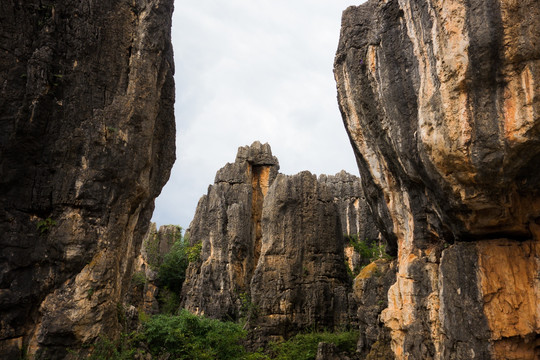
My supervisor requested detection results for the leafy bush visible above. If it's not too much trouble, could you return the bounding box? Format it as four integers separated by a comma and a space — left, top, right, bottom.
71, 312, 357, 360
346, 234, 392, 262
131, 271, 146, 288
145, 225, 183, 270
158, 239, 189, 294
37, 217, 56, 234
141, 310, 248, 359
270, 330, 359, 360
71, 334, 138, 360
186, 241, 202, 263
237, 291, 260, 326
158, 289, 181, 315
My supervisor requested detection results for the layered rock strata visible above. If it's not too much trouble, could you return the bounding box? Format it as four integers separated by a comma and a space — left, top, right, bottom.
181, 142, 380, 341
335, 0, 540, 358
0, 1, 175, 358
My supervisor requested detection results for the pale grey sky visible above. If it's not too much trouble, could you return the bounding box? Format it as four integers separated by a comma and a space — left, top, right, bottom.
152, 1, 363, 228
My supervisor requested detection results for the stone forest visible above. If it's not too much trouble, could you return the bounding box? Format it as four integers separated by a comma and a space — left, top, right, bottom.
0, 0, 538, 359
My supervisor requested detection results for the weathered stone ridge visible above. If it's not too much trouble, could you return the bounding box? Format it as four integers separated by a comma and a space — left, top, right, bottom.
251, 171, 351, 339
181, 141, 280, 320
181, 142, 381, 342
335, 0, 540, 358
319, 170, 379, 241
0, 1, 175, 358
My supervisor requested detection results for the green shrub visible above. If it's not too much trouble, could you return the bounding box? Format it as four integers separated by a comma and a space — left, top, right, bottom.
270, 330, 359, 360
158, 239, 189, 294
346, 234, 392, 262
71, 333, 138, 360
37, 217, 56, 234
158, 289, 180, 315
131, 271, 146, 288
239, 292, 259, 323
186, 241, 202, 263
141, 310, 248, 359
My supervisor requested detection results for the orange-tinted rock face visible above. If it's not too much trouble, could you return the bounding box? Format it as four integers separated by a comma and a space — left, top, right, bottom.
335, 0, 540, 358
477, 239, 540, 359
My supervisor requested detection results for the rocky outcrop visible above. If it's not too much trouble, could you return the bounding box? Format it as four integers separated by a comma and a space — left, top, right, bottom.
319, 171, 379, 241
181, 141, 280, 320
0, 1, 175, 358
335, 0, 540, 358
353, 259, 396, 359
251, 171, 351, 340
181, 142, 380, 342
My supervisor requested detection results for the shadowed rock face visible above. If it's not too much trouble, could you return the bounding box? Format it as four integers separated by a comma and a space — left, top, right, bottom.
319, 170, 380, 241
251, 171, 351, 340
181, 142, 381, 343
0, 1, 175, 358
335, 0, 539, 358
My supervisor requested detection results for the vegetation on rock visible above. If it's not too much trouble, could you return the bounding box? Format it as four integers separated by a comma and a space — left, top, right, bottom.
76, 310, 359, 359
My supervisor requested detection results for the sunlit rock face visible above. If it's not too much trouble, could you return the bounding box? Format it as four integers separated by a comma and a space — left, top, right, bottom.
181, 142, 381, 343
335, 0, 540, 358
0, 0, 175, 358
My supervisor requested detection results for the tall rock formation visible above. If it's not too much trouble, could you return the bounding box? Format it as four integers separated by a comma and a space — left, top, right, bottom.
181, 142, 380, 342
335, 0, 539, 359
181, 142, 280, 319
0, 1, 175, 358
251, 171, 351, 340
319, 170, 380, 241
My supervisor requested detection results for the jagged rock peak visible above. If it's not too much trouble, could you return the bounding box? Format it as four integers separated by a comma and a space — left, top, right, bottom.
181, 142, 383, 345
215, 141, 280, 184
182, 142, 281, 320
235, 141, 279, 166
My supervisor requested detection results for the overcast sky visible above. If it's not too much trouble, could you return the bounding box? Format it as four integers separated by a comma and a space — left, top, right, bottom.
152, 1, 363, 229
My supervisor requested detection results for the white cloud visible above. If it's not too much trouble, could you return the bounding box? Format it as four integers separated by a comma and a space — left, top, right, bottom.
153, 0, 364, 228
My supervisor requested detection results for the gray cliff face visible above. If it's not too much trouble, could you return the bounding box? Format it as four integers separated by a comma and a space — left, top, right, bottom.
181, 142, 280, 320
319, 170, 379, 241
250, 171, 351, 340
0, 1, 175, 358
181, 142, 382, 343
335, 1, 540, 359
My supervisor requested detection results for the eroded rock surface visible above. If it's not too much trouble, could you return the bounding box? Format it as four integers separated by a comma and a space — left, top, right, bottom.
181, 142, 380, 343
181, 142, 280, 320
335, 1, 540, 358
0, 1, 175, 358
320, 170, 379, 241
251, 171, 351, 340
